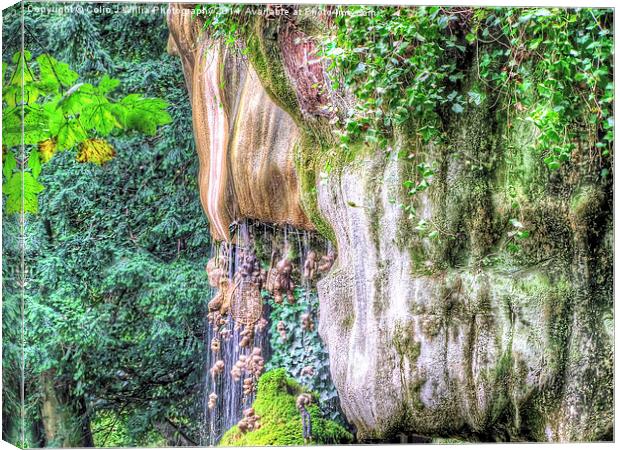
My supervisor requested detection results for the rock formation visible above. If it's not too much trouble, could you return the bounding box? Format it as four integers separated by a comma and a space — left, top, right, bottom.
167, 5, 313, 241
168, 4, 613, 442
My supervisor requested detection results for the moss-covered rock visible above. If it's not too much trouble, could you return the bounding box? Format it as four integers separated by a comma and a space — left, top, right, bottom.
219, 370, 353, 446
169, 5, 612, 443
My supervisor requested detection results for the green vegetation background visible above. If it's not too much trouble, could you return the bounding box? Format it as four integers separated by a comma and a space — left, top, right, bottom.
2, 2, 211, 446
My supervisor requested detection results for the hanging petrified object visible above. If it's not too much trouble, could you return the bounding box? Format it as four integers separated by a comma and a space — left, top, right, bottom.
238, 249, 263, 288
296, 393, 312, 410
210, 360, 225, 378
208, 277, 231, 313
239, 325, 254, 348
246, 347, 265, 377
266, 253, 295, 304
211, 337, 221, 353
231, 355, 247, 382
207, 310, 227, 328
206, 257, 226, 287
208, 295, 222, 312
303, 250, 318, 280
255, 317, 268, 332
297, 393, 313, 442
230, 278, 263, 326
318, 249, 336, 273
243, 377, 254, 396
238, 407, 261, 433
219, 278, 232, 315
277, 256, 295, 303
301, 312, 315, 332
208, 392, 218, 410
265, 269, 281, 303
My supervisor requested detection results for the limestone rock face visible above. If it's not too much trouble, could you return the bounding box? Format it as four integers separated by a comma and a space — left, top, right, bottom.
316, 150, 613, 442
167, 5, 313, 241
169, 7, 613, 442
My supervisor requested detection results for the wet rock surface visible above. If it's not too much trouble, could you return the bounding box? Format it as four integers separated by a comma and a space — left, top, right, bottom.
167, 4, 313, 241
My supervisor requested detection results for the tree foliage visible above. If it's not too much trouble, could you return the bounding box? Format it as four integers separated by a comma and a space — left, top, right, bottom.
3, 3, 209, 446
2, 48, 171, 214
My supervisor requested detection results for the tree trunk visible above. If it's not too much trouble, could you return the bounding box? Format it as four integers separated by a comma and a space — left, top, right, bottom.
40, 370, 94, 447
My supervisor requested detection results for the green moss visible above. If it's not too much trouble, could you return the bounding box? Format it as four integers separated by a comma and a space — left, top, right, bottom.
219, 369, 353, 446
243, 20, 338, 242
488, 351, 514, 423
340, 313, 354, 331
245, 20, 301, 124
293, 136, 336, 242
391, 321, 424, 410
391, 321, 421, 365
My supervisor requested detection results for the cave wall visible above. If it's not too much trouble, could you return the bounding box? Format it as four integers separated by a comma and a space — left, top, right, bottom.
167, 5, 613, 442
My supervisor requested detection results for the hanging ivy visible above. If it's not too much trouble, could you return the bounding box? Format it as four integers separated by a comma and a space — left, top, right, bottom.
264, 287, 344, 423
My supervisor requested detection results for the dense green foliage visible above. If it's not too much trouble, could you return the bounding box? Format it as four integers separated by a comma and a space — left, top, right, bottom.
3, 3, 209, 446
321, 6, 613, 246
219, 369, 353, 446
195, 5, 613, 174
264, 288, 341, 421
2, 50, 170, 213
325, 7, 613, 168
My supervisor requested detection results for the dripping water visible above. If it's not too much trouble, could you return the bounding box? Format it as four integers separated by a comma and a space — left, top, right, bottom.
200, 220, 346, 444
201, 220, 271, 445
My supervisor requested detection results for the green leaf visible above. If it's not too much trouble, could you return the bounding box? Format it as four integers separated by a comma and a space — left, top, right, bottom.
50, 116, 88, 150
2, 152, 17, 179
28, 149, 42, 179
12, 51, 34, 86
545, 159, 561, 170
516, 230, 530, 239
451, 103, 464, 114
23, 105, 51, 145
58, 83, 96, 115
2, 171, 44, 213
36, 54, 62, 92
12, 50, 31, 63
36, 55, 79, 88
506, 243, 521, 254
2, 84, 21, 107
113, 94, 171, 135
98, 75, 121, 94
2, 108, 22, 147
81, 96, 121, 135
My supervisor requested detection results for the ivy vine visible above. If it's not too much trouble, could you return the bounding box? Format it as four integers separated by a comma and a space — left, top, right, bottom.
264, 287, 343, 423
